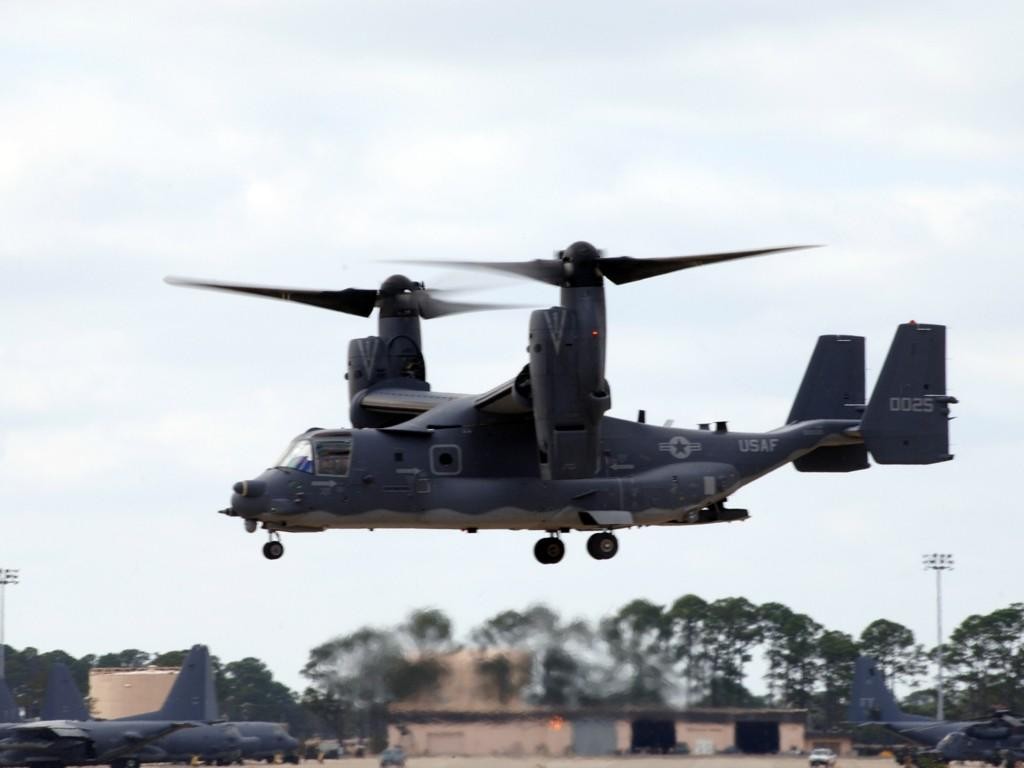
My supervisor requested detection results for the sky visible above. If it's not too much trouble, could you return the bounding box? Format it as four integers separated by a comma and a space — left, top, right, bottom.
1, 1, 1022, 698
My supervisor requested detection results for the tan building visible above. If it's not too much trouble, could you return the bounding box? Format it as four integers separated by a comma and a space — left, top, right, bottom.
388, 707, 808, 757
88, 667, 178, 719
383, 649, 814, 758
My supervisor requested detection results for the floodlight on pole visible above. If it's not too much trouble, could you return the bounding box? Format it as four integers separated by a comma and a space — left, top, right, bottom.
922, 553, 953, 720
0, 568, 19, 680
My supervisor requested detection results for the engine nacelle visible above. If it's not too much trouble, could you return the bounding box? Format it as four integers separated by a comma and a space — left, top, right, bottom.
528, 307, 610, 479
347, 335, 428, 427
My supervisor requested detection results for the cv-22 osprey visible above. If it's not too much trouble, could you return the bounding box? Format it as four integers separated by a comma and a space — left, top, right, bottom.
168, 241, 956, 564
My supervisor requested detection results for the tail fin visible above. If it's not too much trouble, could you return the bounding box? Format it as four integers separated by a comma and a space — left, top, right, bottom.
0, 676, 21, 723
41, 663, 90, 721
156, 644, 218, 721
789, 334, 869, 472
125, 645, 218, 722
861, 323, 956, 464
847, 655, 925, 723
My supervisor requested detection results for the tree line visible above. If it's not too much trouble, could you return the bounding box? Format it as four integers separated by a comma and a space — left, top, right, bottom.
4, 597, 1021, 741
300, 598, 1024, 737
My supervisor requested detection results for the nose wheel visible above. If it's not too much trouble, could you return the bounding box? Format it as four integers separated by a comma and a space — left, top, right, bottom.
587, 531, 619, 560
533, 535, 565, 565
262, 534, 284, 560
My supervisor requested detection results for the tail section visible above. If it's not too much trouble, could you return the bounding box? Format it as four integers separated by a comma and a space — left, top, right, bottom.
789, 334, 869, 472
41, 663, 90, 721
156, 644, 218, 721
861, 323, 956, 464
0, 676, 21, 723
127, 644, 218, 722
847, 655, 929, 723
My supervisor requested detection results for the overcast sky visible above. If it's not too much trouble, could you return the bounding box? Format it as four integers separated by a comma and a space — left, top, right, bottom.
1, 1, 1022, 697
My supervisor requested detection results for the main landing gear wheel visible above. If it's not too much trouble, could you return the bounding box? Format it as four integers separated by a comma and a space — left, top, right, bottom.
262, 539, 284, 560
534, 536, 565, 565
587, 531, 619, 560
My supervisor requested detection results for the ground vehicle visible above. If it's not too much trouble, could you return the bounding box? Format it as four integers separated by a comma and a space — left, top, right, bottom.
809, 747, 838, 766
379, 746, 406, 767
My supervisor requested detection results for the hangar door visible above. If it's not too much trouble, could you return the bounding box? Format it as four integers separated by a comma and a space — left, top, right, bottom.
735, 720, 779, 753
572, 719, 617, 756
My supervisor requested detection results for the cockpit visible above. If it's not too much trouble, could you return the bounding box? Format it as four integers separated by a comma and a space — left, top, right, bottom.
275, 431, 353, 476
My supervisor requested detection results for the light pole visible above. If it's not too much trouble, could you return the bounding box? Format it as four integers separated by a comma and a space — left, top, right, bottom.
0, 569, 19, 679
922, 553, 953, 720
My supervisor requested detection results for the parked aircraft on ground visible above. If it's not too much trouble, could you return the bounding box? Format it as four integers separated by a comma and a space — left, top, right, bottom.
848, 655, 1024, 766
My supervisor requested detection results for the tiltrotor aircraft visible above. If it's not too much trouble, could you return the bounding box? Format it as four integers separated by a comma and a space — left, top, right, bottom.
168, 241, 956, 564
849, 656, 1024, 766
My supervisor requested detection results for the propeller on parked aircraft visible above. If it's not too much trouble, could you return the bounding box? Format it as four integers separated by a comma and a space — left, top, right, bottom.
164, 274, 523, 319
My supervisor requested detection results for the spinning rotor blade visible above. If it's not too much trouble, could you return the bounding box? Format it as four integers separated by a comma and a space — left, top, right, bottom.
415, 294, 527, 319
400, 244, 818, 287
597, 244, 820, 284
165, 276, 379, 317
391, 259, 566, 286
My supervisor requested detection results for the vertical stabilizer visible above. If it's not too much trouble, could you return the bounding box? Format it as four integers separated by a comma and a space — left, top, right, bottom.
0, 677, 21, 723
847, 655, 929, 723
861, 323, 956, 464
789, 334, 869, 472
41, 663, 90, 721
155, 644, 219, 721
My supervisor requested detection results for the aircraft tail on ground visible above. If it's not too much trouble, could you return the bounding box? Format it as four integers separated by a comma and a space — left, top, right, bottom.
41, 663, 90, 721
861, 323, 956, 464
847, 655, 931, 723
129, 644, 218, 722
788, 334, 869, 472
0, 677, 21, 723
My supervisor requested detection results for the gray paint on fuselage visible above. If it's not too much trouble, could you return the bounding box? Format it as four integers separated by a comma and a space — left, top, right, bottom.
230, 405, 859, 532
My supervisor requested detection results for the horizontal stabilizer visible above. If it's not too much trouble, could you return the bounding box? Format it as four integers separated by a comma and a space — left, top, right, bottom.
861, 323, 956, 464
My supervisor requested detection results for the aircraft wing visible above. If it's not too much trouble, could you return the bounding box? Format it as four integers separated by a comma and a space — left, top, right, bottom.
97, 723, 197, 760
358, 388, 467, 417
359, 366, 532, 422
1, 722, 91, 750
473, 376, 531, 415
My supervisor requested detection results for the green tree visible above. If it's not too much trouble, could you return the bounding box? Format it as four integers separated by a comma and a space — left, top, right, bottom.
758, 602, 822, 708
94, 649, 152, 668
815, 630, 859, 728
220, 657, 303, 732
701, 597, 762, 706
667, 594, 708, 705
601, 599, 672, 705
944, 603, 1024, 715
400, 609, 454, 654
859, 619, 926, 691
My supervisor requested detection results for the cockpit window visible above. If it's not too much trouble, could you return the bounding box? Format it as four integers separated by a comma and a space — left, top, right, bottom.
276, 439, 314, 473
316, 439, 352, 476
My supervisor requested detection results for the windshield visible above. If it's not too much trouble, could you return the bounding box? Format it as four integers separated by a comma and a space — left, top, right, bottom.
276, 439, 314, 472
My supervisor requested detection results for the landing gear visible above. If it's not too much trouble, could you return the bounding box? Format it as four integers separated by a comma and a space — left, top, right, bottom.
533, 536, 565, 565
262, 534, 284, 560
587, 531, 619, 560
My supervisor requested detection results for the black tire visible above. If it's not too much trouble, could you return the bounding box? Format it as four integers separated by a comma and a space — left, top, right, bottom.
587, 532, 618, 560
533, 537, 565, 564
263, 540, 284, 560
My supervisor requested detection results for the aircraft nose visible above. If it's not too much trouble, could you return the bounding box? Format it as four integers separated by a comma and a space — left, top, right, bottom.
226, 479, 269, 520
233, 479, 266, 497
